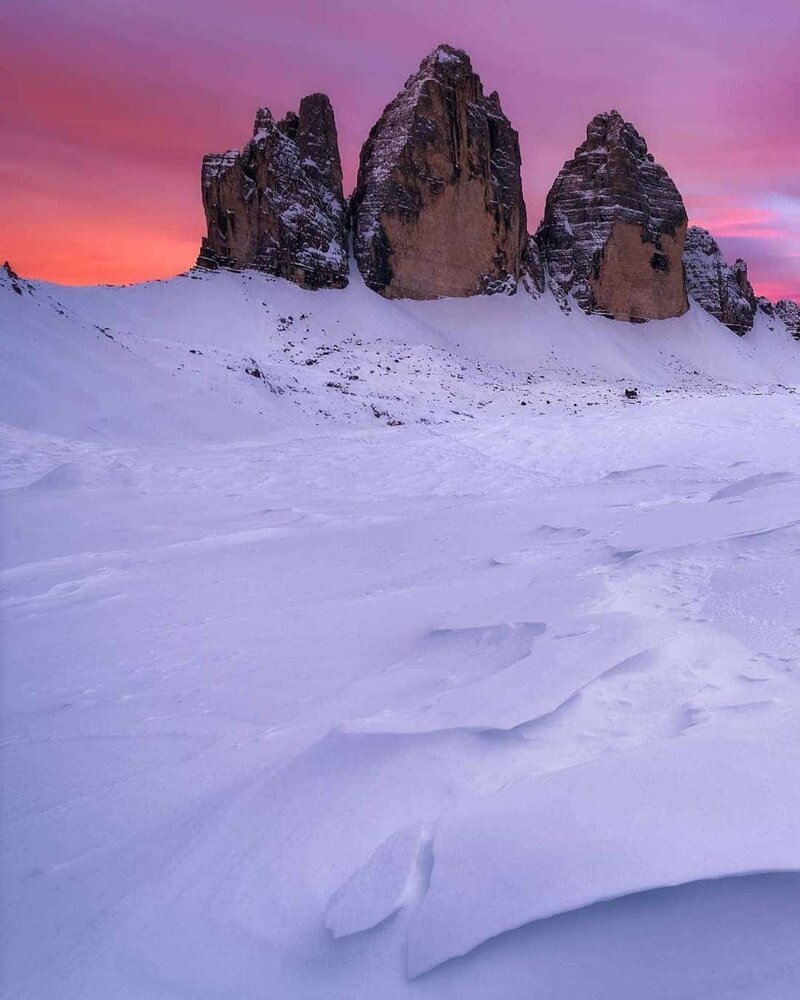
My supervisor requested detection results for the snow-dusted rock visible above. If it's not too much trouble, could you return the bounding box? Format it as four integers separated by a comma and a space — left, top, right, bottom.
197, 95, 348, 289
520, 236, 546, 296
536, 110, 688, 322
351, 45, 527, 299
775, 298, 800, 339
683, 226, 757, 335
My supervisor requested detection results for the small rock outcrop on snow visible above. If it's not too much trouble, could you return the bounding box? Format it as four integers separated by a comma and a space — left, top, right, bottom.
197, 95, 348, 289
683, 227, 757, 335
536, 110, 689, 322
3, 260, 28, 296
350, 45, 527, 300
775, 299, 800, 339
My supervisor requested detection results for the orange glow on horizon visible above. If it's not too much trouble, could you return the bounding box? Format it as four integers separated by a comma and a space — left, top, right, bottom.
4, 235, 199, 288
1, 0, 797, 303
4, 222, 797, 300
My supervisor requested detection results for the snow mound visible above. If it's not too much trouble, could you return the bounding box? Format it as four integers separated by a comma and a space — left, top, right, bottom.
1, 265, 797, 447
325, 825, 428, 937
407, 726, 800, 976
709, 470, 796, 501
1, 265, 799, 998
343, 615, 652, 735
30, 459, 136, 491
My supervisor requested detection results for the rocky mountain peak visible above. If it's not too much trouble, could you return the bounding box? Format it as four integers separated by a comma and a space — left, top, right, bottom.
252, 107, 273, 136
420, 43, 472, 71
197, 93, 347, 289
683, 226, 757, 335
775, 299, 800, 339
189, 54, 795, 329
583, 110, 652, 162
536, 109, 688, 321
294, 94, 345, 198
350, 43, 527, 299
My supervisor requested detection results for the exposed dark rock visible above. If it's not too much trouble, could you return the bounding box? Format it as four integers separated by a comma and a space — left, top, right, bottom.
775, 299, 800, 339
757, 296, 775, 317
536, 110, 688, 321
197, 94, 348, 289
521, 236, 546, 296
351, 44, 527, 299
683, 226, 757, 335
2, 261, 25, 295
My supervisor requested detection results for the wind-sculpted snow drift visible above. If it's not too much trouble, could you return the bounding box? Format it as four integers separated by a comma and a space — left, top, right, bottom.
406, 729, 800, 975
1, 257, 800, 998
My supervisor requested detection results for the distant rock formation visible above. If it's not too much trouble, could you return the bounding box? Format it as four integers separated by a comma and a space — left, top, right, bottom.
682, 227, 757, 335
2, 261, 25, 296
536, 110, 688, 322
351, 45, 527, 299
197, 94, 348, 289
189, 51, 796, 333
775, 299, 800, 339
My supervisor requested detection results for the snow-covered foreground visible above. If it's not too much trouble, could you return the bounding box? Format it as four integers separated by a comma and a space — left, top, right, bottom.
2, 267, 800, 998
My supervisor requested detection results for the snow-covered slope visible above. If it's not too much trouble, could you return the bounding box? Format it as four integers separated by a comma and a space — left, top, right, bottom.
1, 264, 797, 446
1, 267, 799, 998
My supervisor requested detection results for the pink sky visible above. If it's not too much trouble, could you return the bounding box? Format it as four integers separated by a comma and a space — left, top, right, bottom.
1, 0, 798, 301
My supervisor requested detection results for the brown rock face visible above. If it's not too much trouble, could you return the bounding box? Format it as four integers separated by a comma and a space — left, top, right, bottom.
536, 110, 688, 321
351, 45, 527, 299
197, 94, 348, 289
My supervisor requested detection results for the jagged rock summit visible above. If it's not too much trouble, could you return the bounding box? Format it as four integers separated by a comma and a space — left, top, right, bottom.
190, 56, 797, 336
351, 44, 527, 299
536, 110, 688, 322
197, 94, 348, 289
775, 299, 800, 339
683, 226, 757, 335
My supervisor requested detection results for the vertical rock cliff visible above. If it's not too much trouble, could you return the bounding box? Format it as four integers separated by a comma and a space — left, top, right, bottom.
197, 94, 348, 289
536, 110, 688, 321
775, 299, 800, 339
683, 226, 757, 335
351, 45, 527, 299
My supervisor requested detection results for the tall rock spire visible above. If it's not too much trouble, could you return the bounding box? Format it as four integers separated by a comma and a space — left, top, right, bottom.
197, 94, 348, 289
351, 44, 527, 299
536, 110, 688, 321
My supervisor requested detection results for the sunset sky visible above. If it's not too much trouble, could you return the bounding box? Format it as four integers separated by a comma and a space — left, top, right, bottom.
2, 0, 798, 301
